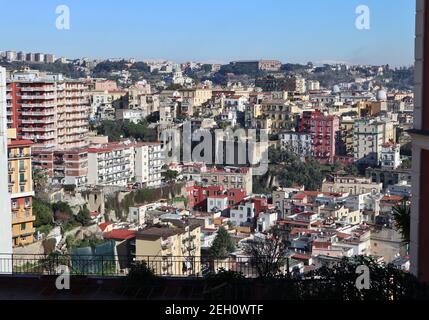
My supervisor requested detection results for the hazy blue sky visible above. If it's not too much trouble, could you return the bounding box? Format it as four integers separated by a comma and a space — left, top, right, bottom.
0, 0, 415, 66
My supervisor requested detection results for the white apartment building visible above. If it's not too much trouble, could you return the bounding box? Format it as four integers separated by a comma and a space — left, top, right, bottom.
134, 142, 164, 188
115, 109, 145, 124
353, 118, 396, 166
279, 132, 312, 159
307, 80, 320, 91
89, 90, 116, 121
207, 195, 228, 213
380, 142, 402, 169
257, 211, 278, 233
159, 101, 178, 126
87, 142, 135, 186
230, 201, 256, 227
128, 202, 162, 225
0, 67, 13, 264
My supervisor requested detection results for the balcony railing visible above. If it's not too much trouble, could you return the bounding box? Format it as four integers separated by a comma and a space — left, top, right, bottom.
0, 254, 279, 278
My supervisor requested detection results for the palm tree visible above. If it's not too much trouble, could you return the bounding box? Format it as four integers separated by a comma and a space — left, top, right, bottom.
392, 200, 411, 244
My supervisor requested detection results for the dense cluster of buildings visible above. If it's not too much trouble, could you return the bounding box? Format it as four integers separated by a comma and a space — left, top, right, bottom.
0, 54, 418, 280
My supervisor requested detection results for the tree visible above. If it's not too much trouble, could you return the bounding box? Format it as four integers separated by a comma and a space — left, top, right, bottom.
52, 201, 74, 224
33, 169, 49, 194
392, 200, 411, 243
33, 198, 54, 228
344, 163, 359, 176
76, 205, 92, 226
162, 169, 179, 182
400, 158, 412, 169
210, 228, 235, 259
243, 227, 289, 278
268, 147, 325, 190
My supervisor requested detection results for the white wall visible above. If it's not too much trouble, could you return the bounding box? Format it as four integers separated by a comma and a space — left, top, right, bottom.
0, 67, 12, 273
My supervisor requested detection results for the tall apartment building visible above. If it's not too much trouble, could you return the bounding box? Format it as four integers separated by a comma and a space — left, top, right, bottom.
87, 141, 165, 188
353, 118, 396, 166
87, 142, 135, 187
6, 70, 90, 150
44, 54, 55, 64
135, 225, 201, 276
300, 110, 339, 164
0, 66, 13, 259
34, 53, 44, 63
134, 142, 164, 188
32, 148, 88, 187
5, 51, 17, 62
7, 129, 35, 246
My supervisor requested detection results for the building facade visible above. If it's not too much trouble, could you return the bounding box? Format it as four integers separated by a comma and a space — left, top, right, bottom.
279, 132, 312, 159
32, 148, 88, 188
353, 118, 396, 167
87, 142, 135, 186
0, 66, 13, 258
7, 131, 35, 246
135, 225, 201, 276
300, 110, 339, 164
134, 142, 164, 188
380, 142, 401, 170
6, 71, 90, 150
410, 0, 429, 282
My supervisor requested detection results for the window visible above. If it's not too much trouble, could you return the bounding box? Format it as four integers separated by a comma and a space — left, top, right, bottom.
21, 223, 26, 231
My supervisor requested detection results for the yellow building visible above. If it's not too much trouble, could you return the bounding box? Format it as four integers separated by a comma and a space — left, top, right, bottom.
339, 118, 355, 156
7, 129, 35, 247
180, 88, 213, 115
260, 99, 293, 133
135, 225, 201, 276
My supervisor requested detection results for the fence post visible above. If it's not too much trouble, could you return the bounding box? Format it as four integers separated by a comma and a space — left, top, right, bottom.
101, 255, 104, 277
286, 257, 290, 277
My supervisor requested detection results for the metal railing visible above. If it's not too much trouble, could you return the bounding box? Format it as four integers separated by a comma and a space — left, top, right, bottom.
0, 254, 288, 278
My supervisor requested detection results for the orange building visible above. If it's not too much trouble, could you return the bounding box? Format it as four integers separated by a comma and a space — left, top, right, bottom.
7, 129, 35, 246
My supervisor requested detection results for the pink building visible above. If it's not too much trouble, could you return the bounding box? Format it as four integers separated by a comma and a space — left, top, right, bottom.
6, 72, 89, 150
300, 110, 339, 164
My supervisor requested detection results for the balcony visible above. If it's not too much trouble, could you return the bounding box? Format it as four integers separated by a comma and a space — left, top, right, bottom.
22, 127, 56, 133
21, 118, 55, 124
12, 211, 36, 224
21, 94, 56, 100
20, 86, 55, 92
21, 110, 55, 116
21, 102, 56, 108
8, 151, 31, 159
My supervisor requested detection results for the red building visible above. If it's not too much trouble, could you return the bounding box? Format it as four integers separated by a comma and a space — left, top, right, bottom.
299, 110, 339, 164
186, 182, 247, 211
6, 70, 89, 150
